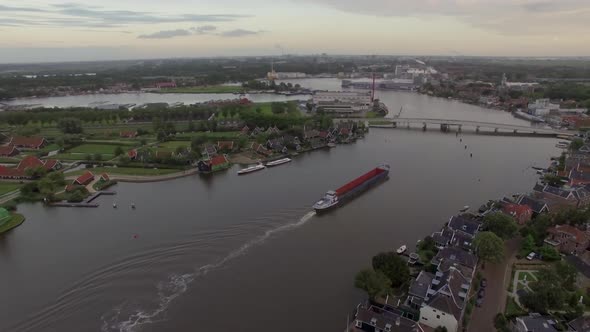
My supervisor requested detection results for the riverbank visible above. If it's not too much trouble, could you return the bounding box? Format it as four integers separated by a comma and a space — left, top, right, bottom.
0, 213, 25, 234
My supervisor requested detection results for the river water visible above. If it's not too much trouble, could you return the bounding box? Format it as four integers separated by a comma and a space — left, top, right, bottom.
0, 79, 557, 332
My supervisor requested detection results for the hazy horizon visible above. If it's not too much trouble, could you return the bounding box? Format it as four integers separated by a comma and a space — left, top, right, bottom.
2, 0, 590, 63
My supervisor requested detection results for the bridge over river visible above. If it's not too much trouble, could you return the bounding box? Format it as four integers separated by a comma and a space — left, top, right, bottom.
361, 117, 574, 137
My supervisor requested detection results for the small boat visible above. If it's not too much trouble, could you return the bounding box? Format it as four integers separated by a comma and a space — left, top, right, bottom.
131, 203, 136, 209
237, 163, 265, 175
327, 142, 336, 148
408, 253, 419, 265
265, 158, 291, 167
113, 202, 117, 208
397, 245, 407, 255
460, 205, 469, 212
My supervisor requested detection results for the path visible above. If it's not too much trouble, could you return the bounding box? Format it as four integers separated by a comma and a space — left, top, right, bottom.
467, 238, 520, 332
510, 270, 538, 306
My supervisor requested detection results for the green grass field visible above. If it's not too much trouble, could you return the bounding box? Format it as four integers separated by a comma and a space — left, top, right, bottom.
517, 271, 537, 281
68, 167, 182, 177
52, 153, 115, 161
175, 131, 240, 140
505, 297, 526, 317
0, 213, 25, 234
156, 141, 190, 151
160, 85, 246, 94
0, 157, 20, 163
39, 143, 61, 153
0, 182, 23, 196
67, 144, 123, 155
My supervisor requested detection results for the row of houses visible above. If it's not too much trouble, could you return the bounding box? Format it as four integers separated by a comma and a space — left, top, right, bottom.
350, 214, 483, 332
0, 136, 48, 158
0, 155, 61, 179
512, 313, 590, 332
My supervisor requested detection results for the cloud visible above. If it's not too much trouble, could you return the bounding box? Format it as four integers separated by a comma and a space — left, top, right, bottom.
220, 29, 264, 37
138, 29, 192, 39
295, 0, 590, 35
191, 25, 217, 34
0, 3, 248, 29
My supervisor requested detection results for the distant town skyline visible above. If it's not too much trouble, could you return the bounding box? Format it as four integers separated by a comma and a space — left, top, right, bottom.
2, 0, 590, 63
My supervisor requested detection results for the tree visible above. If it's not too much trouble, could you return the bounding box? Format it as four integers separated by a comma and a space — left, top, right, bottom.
93, 153, 102, 162
372, 252, 410, 288
354, 268, 392, 300
114, 146, 124, 156
544, 174, 564, 187
187, 119, 195, 132
57, 117, 83, 134
140, 138, 147, 146
521, 234, 536, 253
24, 166, 47, 178
473, 232, 504, 265
191, 136, 206, 152
538, 245, 560, 261
570, 138, 584, 151
483, 212, 517, 240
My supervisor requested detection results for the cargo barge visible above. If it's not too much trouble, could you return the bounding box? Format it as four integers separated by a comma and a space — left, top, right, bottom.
313, 164, 389, 212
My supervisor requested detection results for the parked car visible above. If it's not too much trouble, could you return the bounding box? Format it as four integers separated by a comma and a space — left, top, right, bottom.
480, 278, 487, 288
526, 252, 536, 260
476, 297, 484, 307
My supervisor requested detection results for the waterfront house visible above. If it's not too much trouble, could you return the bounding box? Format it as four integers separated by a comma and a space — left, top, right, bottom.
266, 138, 287, 153
7, 136, 47, 150
544, 224, 590, 256
202, 144, 218, 158
0, 145, 20, 157
517, 196, 549, 216
74, 171, 95, 186
197, 154, 231, 173
407, 271, 434, 310
303, 129, 320, 141
512, 314, 558, 332
431, 246, 477, 271
119, 130, 138, 138
450, 231, 475, 252
432, 227, 454, 249
250, 127, 265, 137
250, 143, 272, 156
318, 130, 332, 142
266, 125, 280, 135
501, 203, 533, 224
533, 183, 579, 210
447, 215, 481, 238
283, 135, 302, 151
99, 173, 110, 182
573, 186, 590, 207
350, 302, 424, 332
309, 137, 326, 150
419, 266, 472, 332
580, 145, 590, 153
217, 141, 235, 152
568, 316, 590, 332
569, 169, 590, 186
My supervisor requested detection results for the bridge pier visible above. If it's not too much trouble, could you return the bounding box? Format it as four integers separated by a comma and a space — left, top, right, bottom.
494, 128, 499, 133
392, 121, 397, 128
407, 122, 410, 129
422, 122, 427, 131
440, 124, 449, 132
514, 129, 517, 134
458, 125, 462, 133
476, 126, 480, 133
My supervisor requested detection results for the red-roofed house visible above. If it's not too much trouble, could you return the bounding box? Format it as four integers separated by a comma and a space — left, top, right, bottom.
502, 203, 533, 224
217, 141, 235, 151
120, 131, 138, 138
128, 149, 138, 160
197, 154, 231, 173
155, 82, 177, 89
545, 224, 590, 255
99, 173, 110, 182
17, 155, 45, 170
7, 136, 47, 149
0, 165, 27, 179
74, 171, 95, 186
0, 145, 19, 157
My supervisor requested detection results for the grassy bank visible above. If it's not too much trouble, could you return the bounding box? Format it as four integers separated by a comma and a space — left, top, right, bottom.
0, 183, 23, 196
0, 213, 25, 234
159, 86, 246, 94
68, 167, 182, 177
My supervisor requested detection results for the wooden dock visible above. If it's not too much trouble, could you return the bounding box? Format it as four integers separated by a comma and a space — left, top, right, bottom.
50, 190, 116, 208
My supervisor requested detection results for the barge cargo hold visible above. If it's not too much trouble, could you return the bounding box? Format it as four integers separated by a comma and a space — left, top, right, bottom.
313, 164, 389, 213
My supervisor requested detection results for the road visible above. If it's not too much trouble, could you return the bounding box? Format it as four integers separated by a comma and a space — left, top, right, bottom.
467, 238, 521, 332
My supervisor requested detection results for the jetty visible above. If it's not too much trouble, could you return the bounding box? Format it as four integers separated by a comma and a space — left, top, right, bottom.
50, 191, 116, 208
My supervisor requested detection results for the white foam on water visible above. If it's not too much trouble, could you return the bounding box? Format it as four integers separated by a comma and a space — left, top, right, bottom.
101, 210, 316, 332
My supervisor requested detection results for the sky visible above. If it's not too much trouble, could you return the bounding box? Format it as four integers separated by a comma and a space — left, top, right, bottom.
1, 0, 590, 63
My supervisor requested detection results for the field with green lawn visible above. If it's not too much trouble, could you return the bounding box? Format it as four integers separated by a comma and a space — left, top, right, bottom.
0, 213, 25, 234
52, 153, 115, 161
0, 157, 20, 163
67, 144, 123, 155
156, 141, 190, 151
175, 131, 240, 140
68, 167, 182, 177
0, 182, 23, 196
160, 85, 246, 94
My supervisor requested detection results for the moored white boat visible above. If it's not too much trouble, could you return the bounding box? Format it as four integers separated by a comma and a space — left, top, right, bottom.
265, 158, 292, 167
460, 205, 469, 212
396, 245, 407, 254
237, 163, 266, 175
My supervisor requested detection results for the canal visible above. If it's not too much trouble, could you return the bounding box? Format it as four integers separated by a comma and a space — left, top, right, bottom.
0, 80, 558, 332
